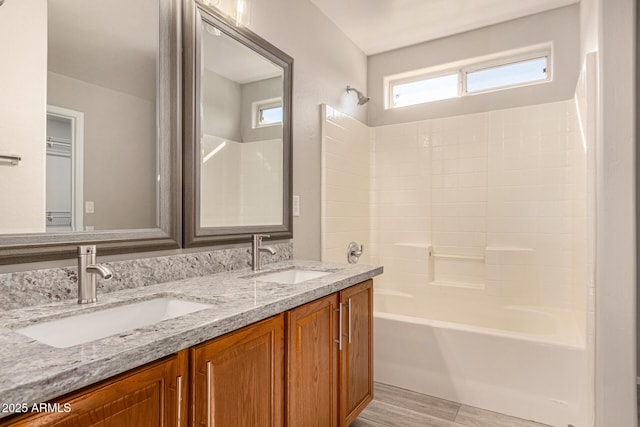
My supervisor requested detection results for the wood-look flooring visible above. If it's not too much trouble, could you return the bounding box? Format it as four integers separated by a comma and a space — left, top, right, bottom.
351, 383, 551, 427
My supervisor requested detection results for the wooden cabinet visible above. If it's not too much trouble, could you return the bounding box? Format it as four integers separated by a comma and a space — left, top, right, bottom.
190, 314, 284, 427
286, 293, 340, 427
0, 351, 188, 427
339, 280, 373, 427
286, 280, 373, 427
1, 281, 372, 427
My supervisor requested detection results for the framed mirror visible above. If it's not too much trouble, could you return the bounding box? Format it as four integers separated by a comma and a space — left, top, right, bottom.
183, 1, 293, 247
0, 0, 181, 264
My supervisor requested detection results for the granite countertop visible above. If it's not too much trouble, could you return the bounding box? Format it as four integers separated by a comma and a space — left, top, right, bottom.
0, 260, 382, 418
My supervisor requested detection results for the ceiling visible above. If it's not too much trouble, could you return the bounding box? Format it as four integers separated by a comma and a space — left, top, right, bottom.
202, 23, 282, 84
309, 0, 580, 55
48, 0, 158, 101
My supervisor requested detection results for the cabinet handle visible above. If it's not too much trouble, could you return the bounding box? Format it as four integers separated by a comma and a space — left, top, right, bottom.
176, 375, 183, 426
347, 298, 352, 344
206, 361, 212, 427
334, 303, 343, 351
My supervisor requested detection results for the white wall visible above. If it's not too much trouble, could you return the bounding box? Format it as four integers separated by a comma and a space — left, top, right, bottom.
48, 72, 157, 230
0, 0, 47, 234
574, 50, 598, 427
594, 0, 637, 425
367, 5, 580, 126
580, 0, 599, 57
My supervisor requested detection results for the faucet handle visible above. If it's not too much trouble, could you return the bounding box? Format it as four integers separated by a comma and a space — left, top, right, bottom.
347, 242, 364, 264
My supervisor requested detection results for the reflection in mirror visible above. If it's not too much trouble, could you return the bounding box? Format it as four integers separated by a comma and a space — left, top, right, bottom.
1, 0, 158, 234
0, 0, 180, 263
199, 21, 283, 228
183, 3, 292, 247
46, 0, 158, 232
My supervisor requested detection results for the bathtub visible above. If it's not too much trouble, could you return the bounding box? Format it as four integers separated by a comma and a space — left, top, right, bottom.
374, 290, 588, 426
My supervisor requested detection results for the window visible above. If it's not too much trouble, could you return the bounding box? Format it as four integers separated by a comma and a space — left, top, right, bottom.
385, 43, 552, 109
253, 98, 283, 128
392, 73, 458, 108
259, 105, 283, 125
465, 57, 548, 94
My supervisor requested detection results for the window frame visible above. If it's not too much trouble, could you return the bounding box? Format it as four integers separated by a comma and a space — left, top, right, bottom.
385, 42, 553, 109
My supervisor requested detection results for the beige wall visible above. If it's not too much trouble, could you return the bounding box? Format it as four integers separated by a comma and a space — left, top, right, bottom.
246, 0, 368, 260
367, 5, 580, 126
48, 72, 157, 230
0, 0, 47, 234
240, 77, 283, 142
201, 70, 242, 141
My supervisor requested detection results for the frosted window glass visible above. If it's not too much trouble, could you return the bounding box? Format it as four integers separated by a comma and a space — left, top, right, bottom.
466, 57, 548, 93
392, 73, 458, 107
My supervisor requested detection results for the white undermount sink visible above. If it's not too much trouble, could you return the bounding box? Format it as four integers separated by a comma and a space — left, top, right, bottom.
15, 297, 213, 349
256, 269, 331, 284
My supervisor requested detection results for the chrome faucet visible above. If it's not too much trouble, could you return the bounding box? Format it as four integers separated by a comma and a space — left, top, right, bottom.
77, 245, 113, 304
252, 234, 276, 271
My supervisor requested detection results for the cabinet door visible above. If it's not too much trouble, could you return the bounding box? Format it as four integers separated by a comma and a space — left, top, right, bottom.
286, 293, 339, 427
339, 280, 373, 427
1, 351, 189, 427
191, 314, 284, 427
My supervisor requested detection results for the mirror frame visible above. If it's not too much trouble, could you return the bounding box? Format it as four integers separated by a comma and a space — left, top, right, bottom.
0, 0, 182, 265
183, 1, 293, 248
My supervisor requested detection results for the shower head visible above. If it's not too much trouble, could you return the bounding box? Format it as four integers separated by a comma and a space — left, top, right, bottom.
346, 85, 370, 106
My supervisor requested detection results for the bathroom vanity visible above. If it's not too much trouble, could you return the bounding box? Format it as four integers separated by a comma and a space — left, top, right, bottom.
0, 261, 380, 426
0, 1, 377, 425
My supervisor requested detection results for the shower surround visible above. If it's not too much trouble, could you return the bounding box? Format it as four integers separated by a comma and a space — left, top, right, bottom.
373, 100, 586, 311
323, 100, 586, 312
321, 85, 592, 425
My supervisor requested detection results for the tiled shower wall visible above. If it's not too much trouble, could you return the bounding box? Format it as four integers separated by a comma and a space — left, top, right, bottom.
372, 99, 586, 310
320, 105, 371, 265
486, 100, 585, 310
322, 98, 589, 313
201, 136, 283, 227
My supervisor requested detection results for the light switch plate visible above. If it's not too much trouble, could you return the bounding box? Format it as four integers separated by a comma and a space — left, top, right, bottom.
292, 195, 300, 217
85, 201, 94, 214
